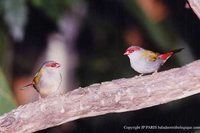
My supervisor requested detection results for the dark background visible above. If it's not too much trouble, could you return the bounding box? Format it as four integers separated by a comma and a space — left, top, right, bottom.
0, 0, 200, 132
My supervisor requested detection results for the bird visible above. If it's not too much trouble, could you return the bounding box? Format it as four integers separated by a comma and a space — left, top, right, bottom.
124, 46, 183, 75
23, 61, 62, 98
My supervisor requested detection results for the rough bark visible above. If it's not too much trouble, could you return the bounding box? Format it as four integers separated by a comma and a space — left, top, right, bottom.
1, 60, 200, 133
188, 0, 200, 19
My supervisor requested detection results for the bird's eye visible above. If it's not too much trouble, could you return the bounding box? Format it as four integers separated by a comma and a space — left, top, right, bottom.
129, 47, 140, 52
51, 63, 60, 67
129, 49, 134, 53
127, 48, 135, 53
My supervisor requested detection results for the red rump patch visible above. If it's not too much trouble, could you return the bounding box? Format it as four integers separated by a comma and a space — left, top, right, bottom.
159, 52, 173, 60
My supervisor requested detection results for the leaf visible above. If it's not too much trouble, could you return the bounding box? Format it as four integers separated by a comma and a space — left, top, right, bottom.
0, 68, 16, 115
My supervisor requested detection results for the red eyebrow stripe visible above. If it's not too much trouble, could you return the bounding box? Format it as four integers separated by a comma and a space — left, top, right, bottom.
127, 47, 140, 51
45, 64, 52, 67
46, 63, 56, 67
46, 63, 61, 67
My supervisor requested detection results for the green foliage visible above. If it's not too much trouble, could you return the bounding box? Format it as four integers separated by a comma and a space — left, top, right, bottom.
0, 1, 3, 15
0, 17, 5, 67
123, 0, 174, 49
0, 68, 16, 115
2, 0, 27, 41
0, 1, 17, 115
0, 0, 80, 41
31, 0, 77, 21
0, 16, 6, 70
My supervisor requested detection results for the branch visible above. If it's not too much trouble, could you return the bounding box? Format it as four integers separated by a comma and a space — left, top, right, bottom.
188, 0, 200, 19
1, 60, 200, 133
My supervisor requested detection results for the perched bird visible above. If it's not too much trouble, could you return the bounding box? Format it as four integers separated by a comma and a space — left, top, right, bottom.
23, 61, 62, 98
124, 46, 183, 75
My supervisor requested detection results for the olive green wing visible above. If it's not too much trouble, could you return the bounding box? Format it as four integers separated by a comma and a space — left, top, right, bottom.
143, 50, 160, 61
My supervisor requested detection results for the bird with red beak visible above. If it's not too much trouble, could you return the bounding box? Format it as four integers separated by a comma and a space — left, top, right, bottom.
124, 46, 183, 75
24, 61, 62, 98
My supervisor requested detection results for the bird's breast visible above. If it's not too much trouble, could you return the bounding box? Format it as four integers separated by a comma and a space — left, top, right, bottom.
129, 52, 163, 74
35, 69, 62, 97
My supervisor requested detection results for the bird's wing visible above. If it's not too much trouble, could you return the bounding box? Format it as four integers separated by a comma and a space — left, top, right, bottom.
31, 68, 43, 92
33, 68, 43, 85
143, 50, 160, 61
21, 70, 42, 90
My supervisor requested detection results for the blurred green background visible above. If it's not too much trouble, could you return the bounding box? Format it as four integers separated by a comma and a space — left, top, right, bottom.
0, 0, 200, 132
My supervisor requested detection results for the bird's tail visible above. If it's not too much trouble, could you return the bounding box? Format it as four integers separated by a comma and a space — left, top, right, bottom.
171, 48, 184, 54
20, 83, 34, 90
159, 48, 184, 61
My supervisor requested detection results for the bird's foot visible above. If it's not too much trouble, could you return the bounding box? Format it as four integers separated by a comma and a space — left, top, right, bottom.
152, 70, 158, 75
139, 73, 144, 77
135, 73, 144, 79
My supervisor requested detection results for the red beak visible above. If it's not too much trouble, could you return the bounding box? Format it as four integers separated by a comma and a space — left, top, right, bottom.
123, 51, 129, 55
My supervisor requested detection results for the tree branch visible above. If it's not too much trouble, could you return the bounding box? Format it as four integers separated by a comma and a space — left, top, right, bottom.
188, 0, 200, 19
1, 60, 200, 133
